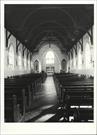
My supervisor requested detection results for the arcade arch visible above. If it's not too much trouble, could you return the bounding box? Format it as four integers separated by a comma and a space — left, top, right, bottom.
8, 44, 14, 69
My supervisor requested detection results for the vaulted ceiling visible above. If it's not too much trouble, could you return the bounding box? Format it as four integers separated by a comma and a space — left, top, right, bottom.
5, 4, 94, 53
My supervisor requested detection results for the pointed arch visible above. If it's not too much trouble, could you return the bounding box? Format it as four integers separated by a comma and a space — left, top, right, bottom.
61, 59, 67, 72
34, 60, 39, 72
78, 46, 82, 69
18, 50, 22, 69
8, 44, 14, 69
24, 53, 27, 70
85, 43, 91, 69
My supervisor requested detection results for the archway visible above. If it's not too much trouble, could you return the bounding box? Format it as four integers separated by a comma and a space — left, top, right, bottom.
85, 43, 91, 69
78, 47, 82, 69
8, 44, 14, 69
34, 60, 39, 73
18, 50, 22, 69
39, 44, 64, 73
61, 59, 67, 72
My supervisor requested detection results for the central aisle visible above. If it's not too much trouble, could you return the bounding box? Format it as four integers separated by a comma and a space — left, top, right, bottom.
26, 76, 60, 122
41, 76, 57, 104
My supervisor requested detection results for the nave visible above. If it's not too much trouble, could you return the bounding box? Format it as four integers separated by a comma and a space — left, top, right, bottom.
26, 76, 58, 122
4, 4, 94, 123
5, 73, 93, 122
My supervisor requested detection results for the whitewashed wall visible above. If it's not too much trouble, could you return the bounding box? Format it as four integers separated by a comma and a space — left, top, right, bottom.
67, 27, 94, 76
32, 43, 67, 73
4, 30, 32, 78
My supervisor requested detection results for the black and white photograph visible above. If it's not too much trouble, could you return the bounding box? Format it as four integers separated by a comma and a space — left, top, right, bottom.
0, 0, 97, 134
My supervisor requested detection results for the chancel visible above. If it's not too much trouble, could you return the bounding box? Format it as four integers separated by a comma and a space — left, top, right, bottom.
4, 4, 94, 122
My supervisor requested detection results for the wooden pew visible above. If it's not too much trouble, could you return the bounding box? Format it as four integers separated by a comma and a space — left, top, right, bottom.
5, 73, 44, 122
54, 73, 94, 122
71, 108, 93, 122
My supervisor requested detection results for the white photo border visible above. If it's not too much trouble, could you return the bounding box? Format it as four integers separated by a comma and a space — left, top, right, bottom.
0, 0, 97, 135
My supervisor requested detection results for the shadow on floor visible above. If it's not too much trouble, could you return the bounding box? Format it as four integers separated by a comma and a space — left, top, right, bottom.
27, 104, 66, 122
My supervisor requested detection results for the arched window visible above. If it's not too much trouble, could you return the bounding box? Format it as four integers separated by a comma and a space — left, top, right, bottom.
24, 54, 27, 70
78, 47, 82, 69
90, 46, 94, 68
8, 45, 14, 69
73, 49, 76, 69
61, 59, 66, 71
34, 60, 39, 72
18, 50, 22, 69
27, 55, 30, 70
46, 51, 54, 64
85, 43, 91, 69
69, 53, 72, 69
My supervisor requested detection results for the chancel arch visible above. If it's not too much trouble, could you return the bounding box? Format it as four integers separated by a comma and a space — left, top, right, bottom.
38, 43, 64, 73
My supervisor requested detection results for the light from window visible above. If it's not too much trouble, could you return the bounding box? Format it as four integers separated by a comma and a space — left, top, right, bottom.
18, 51, 22, 69
31, 61, 33, 69
8, 45, 14, 69
46, 51, 54, 64
24, 55, 27, 70
78, 48, 82, 69
73, 50, 76, 69
28, 59, 30, 70
85, 43, 91, 69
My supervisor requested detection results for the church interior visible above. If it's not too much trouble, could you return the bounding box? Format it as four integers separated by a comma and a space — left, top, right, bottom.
4, 4, 94, 122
